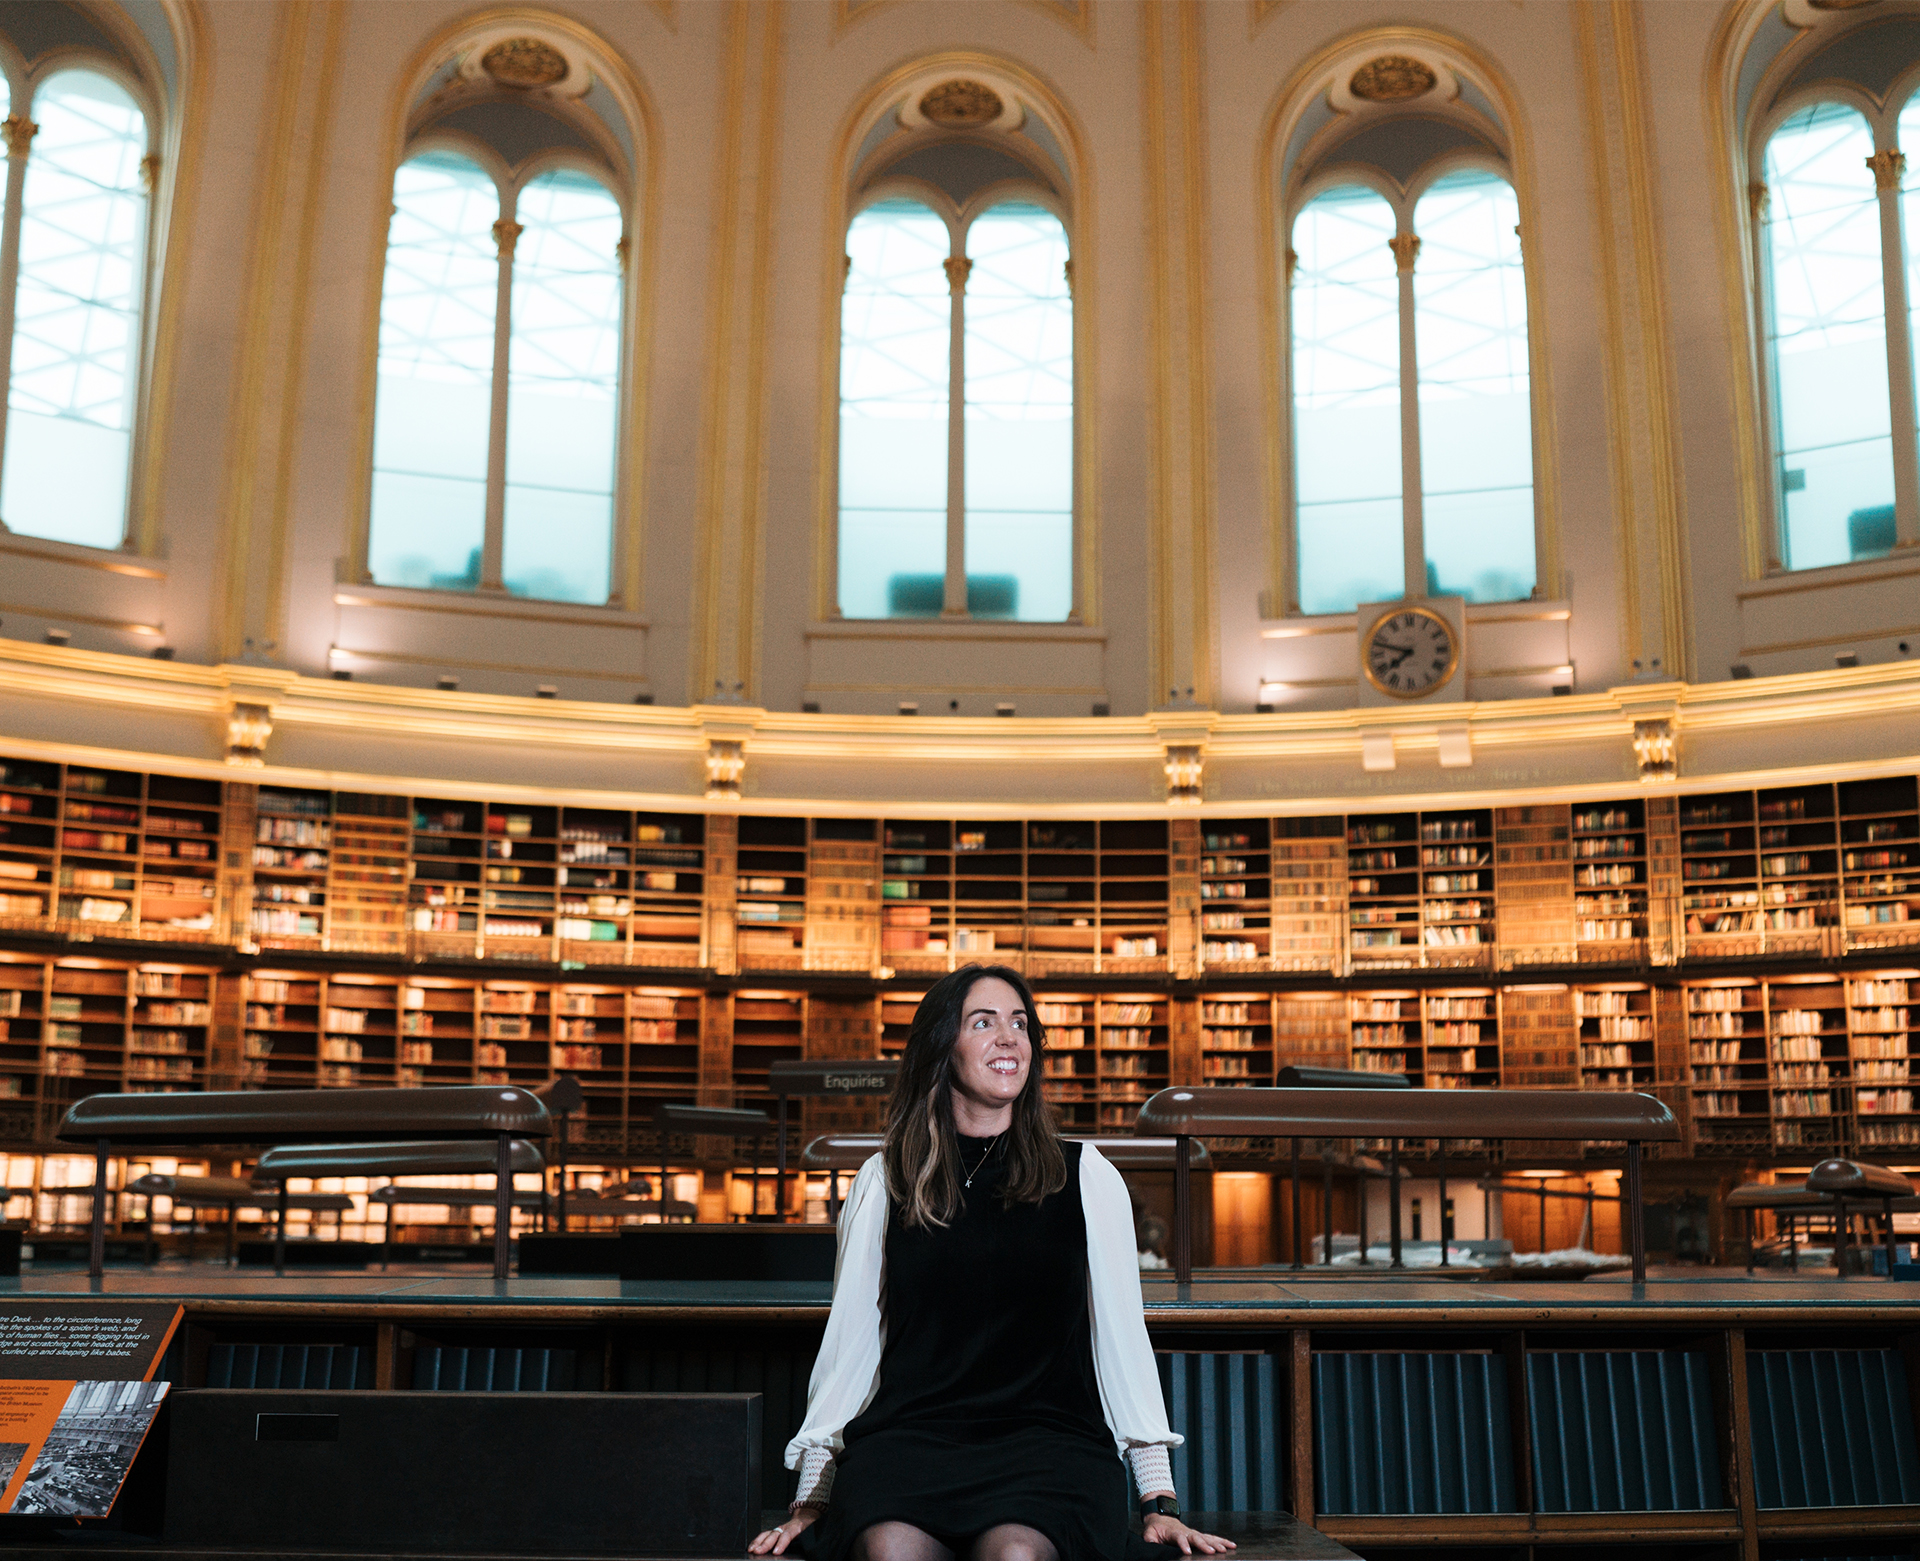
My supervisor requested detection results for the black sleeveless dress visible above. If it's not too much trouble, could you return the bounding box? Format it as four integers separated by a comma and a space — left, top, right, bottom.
800, 1137, 1173, 1561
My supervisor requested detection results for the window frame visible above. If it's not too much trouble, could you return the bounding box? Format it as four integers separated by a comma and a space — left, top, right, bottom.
365, 128, 632, 604
1749, 76, 1920, 568
1284, 148, 1541, 613
833, 172, 1078, 623
0, 42, 162, 557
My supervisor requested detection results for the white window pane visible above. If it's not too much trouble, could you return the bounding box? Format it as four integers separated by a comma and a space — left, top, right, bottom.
1292, 186, 1403, 612
840, 199, 949, 618
1903, 94, 1920, 565
4, 70, 142, 547
504, 167, 620, 604
369, 150, 497, 592
1414, 169, 1536, 603
963, 202, 1072, 622
1765, 102, 1893, 570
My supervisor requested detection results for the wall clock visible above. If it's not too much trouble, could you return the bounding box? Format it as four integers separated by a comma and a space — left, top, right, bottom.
1362, 605, 1459, 699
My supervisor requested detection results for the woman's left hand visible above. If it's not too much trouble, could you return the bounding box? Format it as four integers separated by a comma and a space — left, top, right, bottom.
1142, 1515, 1236, 1555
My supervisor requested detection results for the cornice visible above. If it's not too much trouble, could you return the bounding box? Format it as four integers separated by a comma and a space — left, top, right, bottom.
0, 640, 1915, 813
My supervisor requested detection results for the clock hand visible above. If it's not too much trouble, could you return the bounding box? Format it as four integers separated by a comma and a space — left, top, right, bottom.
1375, 642, 1417, 667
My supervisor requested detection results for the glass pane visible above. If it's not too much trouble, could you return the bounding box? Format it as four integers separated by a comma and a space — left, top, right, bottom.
963, 201, 1072, 622
1903, 94, 1920, 560
502, 167, 621, 604
369, 150, 498, 591
839, 198, 950, 619
1414, 169, 1535, 604
1291, 185, 1404, 614
3, 71, 143, 549
1765, 102, 1893, 570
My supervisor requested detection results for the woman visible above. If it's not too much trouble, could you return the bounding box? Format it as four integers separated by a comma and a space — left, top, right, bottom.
749, 964, 1234, 1561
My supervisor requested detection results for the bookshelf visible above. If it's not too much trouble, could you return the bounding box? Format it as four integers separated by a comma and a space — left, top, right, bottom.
736, 818, 808, 971
1764, 974, 1848, 1152
732, 990, 804, 1114
1851, 971, 1919, 1148
1272, 992, 1349, 1073
1679, 792, 1760, 954
253, 787, 332, 946
880, 991, 922, 1060
1420, 810, 1496, 968
1502, 985, 1577, 1089
1097, 822, 1170, 975
1348, 815, 1420, 968
1026, 820, 1098, 975
1756, 784, 1840, 955
1350, 988, 1419, 1082
1199, 819, 1270, 972
1495, 805, 1573, 969
1270, 817, 1345, 974
882, 822, 954, 976
953, 819, 1023, 966
1424, 988, 1498, 1088
1576, 984, 1654, 1091
1685, 979, 1770, 1155
1200, 994, 1270, 1085
1840, 775, 1920, 950
1095, 993, 1166, 1130
808, 820, 880, 974
1571, 800, 1647, 960
1037, 995, 1094, 1129
329, 797, 410, 954
244, 971, 322, 1088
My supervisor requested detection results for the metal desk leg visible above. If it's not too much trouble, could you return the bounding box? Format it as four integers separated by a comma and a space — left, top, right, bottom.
1437, 1143, 1449, 1268
1321, 1146, 1334, 1265
1357, 1158, 1369, 1265
1289, 1138, 1302, 1270
493, 1132, 512, 1281
274, 1183, 288, 1276
1174, 1135, 1192, 1285
383, 1189, 393, 1271
1834, 1197, 1849, 1281
87, 1139, 109, 1280
775, 1097, 787, 1223
1626, 1141, 1646, 1288
1388, 1142, 1403, 1270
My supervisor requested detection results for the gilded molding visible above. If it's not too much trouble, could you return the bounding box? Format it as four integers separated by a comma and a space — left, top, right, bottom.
1163, 744, 1204, 804
226, 703, 273, 767
1632, 718, 1677, 782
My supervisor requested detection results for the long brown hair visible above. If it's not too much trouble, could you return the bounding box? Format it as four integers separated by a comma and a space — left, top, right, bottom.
882, 963, 1067, 1229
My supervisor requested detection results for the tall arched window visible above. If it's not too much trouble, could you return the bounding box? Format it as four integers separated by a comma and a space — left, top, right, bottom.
835, 90, 1074, 624
369, 145, 625, 604
1760, 97, 1913, 568
1289, 163, 1536, 615
0, 66, 153, 550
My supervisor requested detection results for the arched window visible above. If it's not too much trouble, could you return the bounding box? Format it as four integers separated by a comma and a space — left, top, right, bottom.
0, 65, 153, 550
1290, 164, 1535, 615
1760, 102, 1906, 568
835, 80, 1075, 623
368, 72, 629, 606
1742, 10, 1920, 569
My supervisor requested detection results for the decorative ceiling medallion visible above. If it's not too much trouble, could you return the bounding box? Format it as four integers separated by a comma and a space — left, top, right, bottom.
481, 37, 569, 88
919, 79, 1004, 128
1349, 55, 1437, 102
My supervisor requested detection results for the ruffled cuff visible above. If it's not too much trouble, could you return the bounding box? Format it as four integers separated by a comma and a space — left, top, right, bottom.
1126, 1443, 1173, 1499
792, 1446, 836, 1511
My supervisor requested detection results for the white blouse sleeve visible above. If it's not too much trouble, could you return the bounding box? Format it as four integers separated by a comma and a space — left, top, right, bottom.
784, 1154, 888, 1476
1081, 1142, 1182, 1458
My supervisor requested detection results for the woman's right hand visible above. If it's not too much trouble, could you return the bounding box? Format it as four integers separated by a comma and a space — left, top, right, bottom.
749, 1507, 819, 1555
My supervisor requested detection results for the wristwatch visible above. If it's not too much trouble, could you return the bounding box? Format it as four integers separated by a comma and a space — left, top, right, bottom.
1139, 1496, 1181, 1519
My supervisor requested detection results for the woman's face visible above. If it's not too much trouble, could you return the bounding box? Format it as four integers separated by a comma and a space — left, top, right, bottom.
947, 975, 1032, 1123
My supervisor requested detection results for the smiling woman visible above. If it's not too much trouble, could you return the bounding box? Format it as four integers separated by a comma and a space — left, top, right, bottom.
752, 964, 1233, 1561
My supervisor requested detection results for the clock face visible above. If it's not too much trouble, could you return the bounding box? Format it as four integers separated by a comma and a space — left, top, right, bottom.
1363, 607, 1458, 698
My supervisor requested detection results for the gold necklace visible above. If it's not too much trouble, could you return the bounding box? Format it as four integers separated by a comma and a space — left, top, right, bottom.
962, 1133, 1003, 1189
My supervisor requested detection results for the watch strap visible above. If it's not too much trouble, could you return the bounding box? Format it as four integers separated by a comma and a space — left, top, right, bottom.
1139, 1496, 1181, 1519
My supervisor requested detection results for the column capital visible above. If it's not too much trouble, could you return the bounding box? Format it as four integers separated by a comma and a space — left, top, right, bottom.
3, 115, 37, 160
943, 256, 972, 293
1869, 149, 1907, 194
492, 218, 524, 258
1388, 232, 1421, 274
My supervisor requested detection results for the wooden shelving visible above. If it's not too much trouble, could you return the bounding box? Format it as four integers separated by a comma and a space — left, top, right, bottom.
1037, 995, 1094, 1129
1200, 994, 1269, 1086
1572, 800, 1648, 959
1840, 775, 1920, 951
1199, 820, 1269, 972
1576, 983, 1654, 1091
